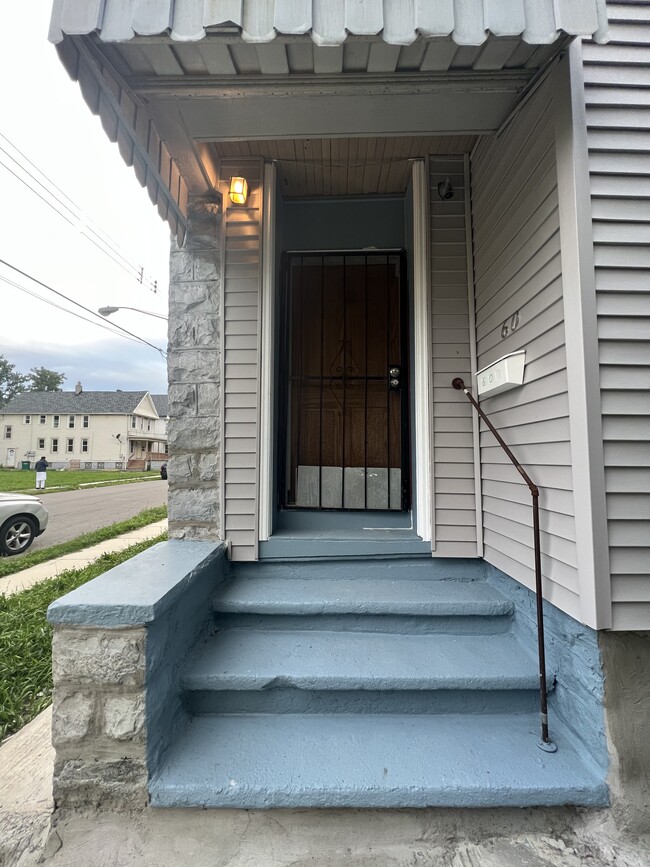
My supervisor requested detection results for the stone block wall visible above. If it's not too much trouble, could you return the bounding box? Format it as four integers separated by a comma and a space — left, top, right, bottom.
167, 196, 223, 542
47, 540, 228, 811
51, 626, 148, 810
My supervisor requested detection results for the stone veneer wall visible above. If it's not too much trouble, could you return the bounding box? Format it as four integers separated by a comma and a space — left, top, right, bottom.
167, 197, 223, 542
51, 626, 148, 809
47, 541, 227, 810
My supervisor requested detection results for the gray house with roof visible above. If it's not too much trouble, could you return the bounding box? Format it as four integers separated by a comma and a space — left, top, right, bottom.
42, 0, 649, 834
1, 387, 168, 469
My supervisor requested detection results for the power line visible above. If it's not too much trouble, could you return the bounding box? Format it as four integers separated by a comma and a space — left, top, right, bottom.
0, 157, 77, 227
0, 148, 156, 290
0, 132, 157, 287
0, 131, 160, 293
0, 150, 146, 283
0, 259, 167, 360
0, 276, 149, 348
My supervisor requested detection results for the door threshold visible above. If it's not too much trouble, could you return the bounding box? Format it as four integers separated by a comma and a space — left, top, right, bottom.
259, 530, 432, 561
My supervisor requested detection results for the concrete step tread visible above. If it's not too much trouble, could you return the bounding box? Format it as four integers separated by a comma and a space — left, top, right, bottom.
182, 629, 539, 691
213, 577, 512, 616
149, 712, 607, 808
231, 558, 487, 581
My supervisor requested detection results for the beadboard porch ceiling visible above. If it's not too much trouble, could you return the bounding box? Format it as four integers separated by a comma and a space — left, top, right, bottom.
213, 135, 476, 197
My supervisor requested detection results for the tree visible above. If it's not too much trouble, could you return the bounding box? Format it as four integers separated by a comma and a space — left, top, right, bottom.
28, 366, 66, 392
0, 355, 28, 408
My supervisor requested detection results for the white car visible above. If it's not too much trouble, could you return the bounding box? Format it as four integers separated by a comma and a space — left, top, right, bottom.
0, 493, 49, 556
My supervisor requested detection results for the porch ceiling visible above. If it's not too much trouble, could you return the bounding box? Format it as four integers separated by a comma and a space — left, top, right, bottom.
213, 136, 476, 197
47, 0, 609, 241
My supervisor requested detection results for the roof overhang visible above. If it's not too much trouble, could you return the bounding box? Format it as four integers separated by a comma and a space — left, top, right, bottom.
48, 0, 609, 242
49, 0, 609, 47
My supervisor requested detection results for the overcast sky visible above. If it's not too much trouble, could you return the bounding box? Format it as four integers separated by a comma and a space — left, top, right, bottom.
0, 5, 170, 394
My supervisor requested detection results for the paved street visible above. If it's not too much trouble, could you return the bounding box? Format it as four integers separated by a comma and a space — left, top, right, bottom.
29, 480, 168, 552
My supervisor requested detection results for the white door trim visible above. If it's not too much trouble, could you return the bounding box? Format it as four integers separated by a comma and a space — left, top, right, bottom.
412, 159, 434, 545
259, 162, 432, 543
258, 161, 277, 542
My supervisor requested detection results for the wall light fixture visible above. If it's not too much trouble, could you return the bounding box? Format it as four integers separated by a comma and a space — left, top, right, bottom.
229, 176, 249, 205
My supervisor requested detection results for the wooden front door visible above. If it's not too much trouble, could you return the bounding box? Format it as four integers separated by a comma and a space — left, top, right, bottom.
279, 252, 409, 511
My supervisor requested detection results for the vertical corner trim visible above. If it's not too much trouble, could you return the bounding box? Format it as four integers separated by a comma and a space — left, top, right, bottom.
552, 44, 612, 629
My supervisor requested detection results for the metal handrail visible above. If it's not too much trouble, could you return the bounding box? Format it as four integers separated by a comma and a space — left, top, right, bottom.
452, 377, 556, 752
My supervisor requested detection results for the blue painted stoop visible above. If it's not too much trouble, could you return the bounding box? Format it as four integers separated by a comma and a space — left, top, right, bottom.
149, 558, 607, 809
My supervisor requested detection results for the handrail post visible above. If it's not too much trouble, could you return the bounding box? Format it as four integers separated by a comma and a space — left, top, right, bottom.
452, 378, 556, 752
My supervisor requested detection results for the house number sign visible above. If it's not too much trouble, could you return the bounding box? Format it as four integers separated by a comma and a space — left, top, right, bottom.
501, 310, 520, 339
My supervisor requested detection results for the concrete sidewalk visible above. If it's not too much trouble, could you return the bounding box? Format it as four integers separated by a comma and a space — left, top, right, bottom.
0, 519, 168, 597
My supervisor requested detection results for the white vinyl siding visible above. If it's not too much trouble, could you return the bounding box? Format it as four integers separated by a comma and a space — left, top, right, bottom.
471, 76, 582, 619
221, 158, 264, 561
582, 3, 650, 630
429, 156, 477, 556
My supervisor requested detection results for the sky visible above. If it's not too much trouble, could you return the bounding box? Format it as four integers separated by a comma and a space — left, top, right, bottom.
0, 5, 171, 395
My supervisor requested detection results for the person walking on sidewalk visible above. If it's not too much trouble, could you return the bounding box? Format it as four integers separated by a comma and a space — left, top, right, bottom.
35, 456, 49, 490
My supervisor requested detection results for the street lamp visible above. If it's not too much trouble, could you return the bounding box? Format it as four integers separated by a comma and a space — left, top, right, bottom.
98, 305, 168, 321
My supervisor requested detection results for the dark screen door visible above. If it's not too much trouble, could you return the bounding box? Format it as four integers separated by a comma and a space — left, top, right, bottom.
279, 252, 409, 511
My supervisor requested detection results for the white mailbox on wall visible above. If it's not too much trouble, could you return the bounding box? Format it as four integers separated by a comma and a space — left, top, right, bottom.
476, 350, 526, 398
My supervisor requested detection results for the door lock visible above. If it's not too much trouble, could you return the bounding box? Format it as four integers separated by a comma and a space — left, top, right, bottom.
389, 366, 401, 390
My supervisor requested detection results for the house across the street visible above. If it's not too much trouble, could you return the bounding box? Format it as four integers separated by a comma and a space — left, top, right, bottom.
1, 383, 168, 470
42, 0, 649, 838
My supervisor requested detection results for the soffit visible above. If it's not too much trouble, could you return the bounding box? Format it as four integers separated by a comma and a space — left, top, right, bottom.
83, 33, 571, 79
214, 136, 476, 197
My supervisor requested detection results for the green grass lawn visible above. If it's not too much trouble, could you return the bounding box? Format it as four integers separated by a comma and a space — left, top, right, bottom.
0, 533, 167, 742
0, 467, 161, 493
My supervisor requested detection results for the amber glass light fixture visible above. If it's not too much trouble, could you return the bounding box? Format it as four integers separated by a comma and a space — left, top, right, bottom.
229, 176, 248, 205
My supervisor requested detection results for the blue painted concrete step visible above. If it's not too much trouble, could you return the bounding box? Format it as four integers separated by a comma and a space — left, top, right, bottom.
182, 629, 539, 692
213, 576, 513, 617
150, 712, 607, 809
231, 557, 488, 581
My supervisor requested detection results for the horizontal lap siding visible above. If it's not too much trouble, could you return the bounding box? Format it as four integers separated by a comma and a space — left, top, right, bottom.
430, 157, 478, 557
471, 78, 581, 618
222, 159, 264, 561
583, 4, 650, 630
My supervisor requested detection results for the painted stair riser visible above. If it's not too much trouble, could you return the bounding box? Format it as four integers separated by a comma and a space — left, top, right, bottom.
151, 785, 607, 811
259, 543, 436, 560
183, 687, 542, 716
230, 558, 489, 582
212, 613, 512, 635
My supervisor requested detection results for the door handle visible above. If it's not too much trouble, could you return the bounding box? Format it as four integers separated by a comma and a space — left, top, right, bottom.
389, 366, 401, 390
